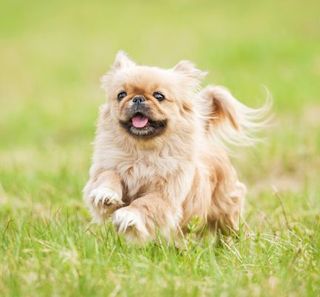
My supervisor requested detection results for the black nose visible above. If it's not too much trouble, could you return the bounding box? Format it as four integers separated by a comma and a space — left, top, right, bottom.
132, 96, 145, 104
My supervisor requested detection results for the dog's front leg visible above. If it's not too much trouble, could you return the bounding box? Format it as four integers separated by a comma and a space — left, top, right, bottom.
112, 192, 181, 242
83, 170, 124, 222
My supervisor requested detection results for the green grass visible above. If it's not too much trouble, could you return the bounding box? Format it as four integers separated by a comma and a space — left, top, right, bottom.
1, 0, 320, 296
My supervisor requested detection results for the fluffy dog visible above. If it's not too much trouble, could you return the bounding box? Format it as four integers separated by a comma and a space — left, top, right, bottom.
83, 51, 270, 242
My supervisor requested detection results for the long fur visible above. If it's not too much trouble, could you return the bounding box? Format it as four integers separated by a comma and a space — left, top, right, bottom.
198, 85, 272, 148
83, 51, 271, 242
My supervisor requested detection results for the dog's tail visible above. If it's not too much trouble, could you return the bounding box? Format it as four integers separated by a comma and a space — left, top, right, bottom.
198, 85, 272, 148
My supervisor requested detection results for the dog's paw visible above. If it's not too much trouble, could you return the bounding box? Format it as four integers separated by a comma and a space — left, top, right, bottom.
89, 187, 124, 207
112, 207, 149, 239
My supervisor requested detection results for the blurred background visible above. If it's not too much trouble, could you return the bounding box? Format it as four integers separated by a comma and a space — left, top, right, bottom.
1, 1, 320, 296
0, 0, 319, 224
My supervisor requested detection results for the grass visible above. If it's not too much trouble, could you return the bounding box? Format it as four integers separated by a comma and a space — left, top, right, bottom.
1, 0, 320, 296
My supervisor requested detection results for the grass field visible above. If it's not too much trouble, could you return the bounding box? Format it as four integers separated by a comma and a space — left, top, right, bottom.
1, 0, 320, 296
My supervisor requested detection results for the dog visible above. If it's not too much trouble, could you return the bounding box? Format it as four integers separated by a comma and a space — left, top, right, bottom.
83, 51, 270, 242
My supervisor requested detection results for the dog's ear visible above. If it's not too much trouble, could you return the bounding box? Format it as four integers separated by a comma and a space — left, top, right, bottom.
101, 51, 135, 91
112, 50, 136, 70
173, 60, 207, 82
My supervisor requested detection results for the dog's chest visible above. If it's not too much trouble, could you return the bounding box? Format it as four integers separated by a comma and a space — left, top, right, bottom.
115, 155, 177, 198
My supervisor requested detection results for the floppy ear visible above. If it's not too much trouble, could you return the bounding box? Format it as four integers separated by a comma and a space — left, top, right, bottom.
173, 60, 207, 82
111, 50, 136, 70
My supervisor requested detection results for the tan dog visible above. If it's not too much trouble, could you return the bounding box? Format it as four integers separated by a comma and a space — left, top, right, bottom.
83, 51, 270, 242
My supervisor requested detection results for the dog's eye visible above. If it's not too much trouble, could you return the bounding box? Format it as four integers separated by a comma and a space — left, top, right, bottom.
117, 91, 127, 100
153, 91, 165, 101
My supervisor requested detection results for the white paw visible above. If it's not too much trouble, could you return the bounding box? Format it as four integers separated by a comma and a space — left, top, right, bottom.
89, 187, 123, 207
112, 208, 148, 236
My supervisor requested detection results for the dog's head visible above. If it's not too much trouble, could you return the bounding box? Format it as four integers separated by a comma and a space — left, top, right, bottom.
101, 51, 206, 141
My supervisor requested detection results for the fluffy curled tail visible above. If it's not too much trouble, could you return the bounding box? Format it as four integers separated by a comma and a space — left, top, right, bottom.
198, 85, 272, 147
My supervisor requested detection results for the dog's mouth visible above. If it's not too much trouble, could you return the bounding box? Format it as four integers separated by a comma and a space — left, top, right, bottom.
131, 113, 149, 129
120, 112, 167, 138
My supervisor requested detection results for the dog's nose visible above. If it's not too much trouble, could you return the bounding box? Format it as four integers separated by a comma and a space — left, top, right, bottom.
132, 96, 145, 104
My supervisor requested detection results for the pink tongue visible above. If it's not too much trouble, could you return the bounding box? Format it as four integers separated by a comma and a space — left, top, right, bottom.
132, 115, 149, 128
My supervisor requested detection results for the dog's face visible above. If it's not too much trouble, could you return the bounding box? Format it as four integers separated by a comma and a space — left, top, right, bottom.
111, 70, 172, 139
101, 51, 206, 141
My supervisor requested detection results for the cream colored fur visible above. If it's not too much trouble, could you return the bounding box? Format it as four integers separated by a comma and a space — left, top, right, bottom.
83, 51, 270, 242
